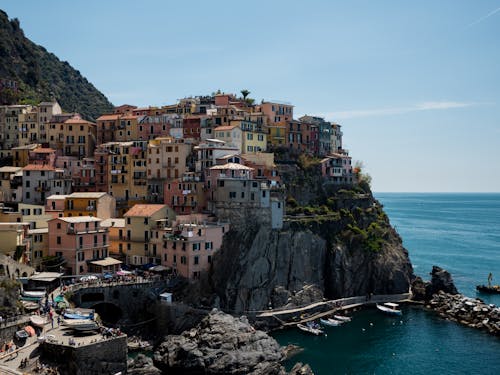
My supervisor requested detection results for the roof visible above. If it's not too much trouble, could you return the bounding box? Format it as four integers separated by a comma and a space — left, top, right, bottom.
28, 228, 49, 234
68, 192, 108, 199
209, 163, 254, 171
23, 164, 55, 171
0, 166, 22, 173
29, 272, 63, 282
214, 125, 237, 131
55, 216, 102, 223
124, 204, 167, 217
32, 148, 55, 153
96, 114, 121, 121
47, 194, 68, 200
100, 218, 125, 228
11, 144, 40, 150
90, 257, 122, 267
64, 118, 95, 125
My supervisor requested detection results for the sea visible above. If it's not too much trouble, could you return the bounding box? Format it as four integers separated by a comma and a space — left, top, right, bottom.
274, 193, 500, 374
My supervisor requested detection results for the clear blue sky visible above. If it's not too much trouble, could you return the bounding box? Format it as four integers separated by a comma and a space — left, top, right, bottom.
2, 0, 500, 192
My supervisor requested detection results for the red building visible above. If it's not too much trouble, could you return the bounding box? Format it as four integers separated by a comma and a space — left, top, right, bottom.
183, 116, 202, 140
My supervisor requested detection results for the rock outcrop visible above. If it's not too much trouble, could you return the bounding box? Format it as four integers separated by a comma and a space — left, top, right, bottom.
411, 266, 458, 301
154, 309, 308, 375
428, 291, 500, 336
127, 354, 162, 375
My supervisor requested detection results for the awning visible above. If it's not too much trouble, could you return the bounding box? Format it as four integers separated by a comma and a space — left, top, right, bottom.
90, 257, 122, 267
149, 265, 169, 272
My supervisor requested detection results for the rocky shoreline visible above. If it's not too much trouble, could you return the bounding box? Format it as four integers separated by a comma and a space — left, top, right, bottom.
412, 265, 499, 337
427, 291, 500, 336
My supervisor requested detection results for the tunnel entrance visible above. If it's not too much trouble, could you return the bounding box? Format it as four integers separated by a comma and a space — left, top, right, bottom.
92, 302, 123, 325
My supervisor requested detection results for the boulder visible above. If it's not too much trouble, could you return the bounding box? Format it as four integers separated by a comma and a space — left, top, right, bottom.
127, 354, 162, 375
154, 309, 307, 374
427, 266, 458, 296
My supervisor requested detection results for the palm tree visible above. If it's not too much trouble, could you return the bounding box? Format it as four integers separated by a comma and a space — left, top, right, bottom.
240, 89, 250, 100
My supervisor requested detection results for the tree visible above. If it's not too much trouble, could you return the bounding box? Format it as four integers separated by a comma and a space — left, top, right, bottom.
240, 89, 250, 100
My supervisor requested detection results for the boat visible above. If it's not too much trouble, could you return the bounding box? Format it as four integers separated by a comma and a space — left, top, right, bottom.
127, 339, 153, 351
297, 323, 324, 336
376, 302, 402, 316
333, 315, 352, 322
476, 285, 500, 294
30, 315, 49, 327
62, 319, 100, 331
21, 301, 40, 310
64, 308, 94, 320
320, 318, 343, 327
22, 290, 46, 299
15, 330, 29, 340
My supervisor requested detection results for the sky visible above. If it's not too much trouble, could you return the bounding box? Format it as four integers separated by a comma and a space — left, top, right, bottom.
2, 0, 500, 192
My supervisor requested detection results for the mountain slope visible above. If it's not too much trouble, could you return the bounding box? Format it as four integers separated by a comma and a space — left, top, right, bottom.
0, 10, 113, 120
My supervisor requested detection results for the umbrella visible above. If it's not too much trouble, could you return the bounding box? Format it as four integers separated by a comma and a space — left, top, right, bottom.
117, 270, 132, 276
149, 265, 168, 272
24, 325, 36, 337
54, 294, 65, 303
103, 273, 113, 279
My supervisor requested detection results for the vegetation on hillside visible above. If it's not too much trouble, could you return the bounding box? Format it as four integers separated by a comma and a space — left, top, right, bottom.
0, 10, 114, 120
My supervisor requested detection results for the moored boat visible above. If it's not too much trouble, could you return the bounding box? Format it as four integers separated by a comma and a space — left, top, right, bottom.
21, 301, 40, 310
376, 302, 402, 316
297, 323, 324, 335
15, 330, 29, 340
30, 315, 49, 327
64, 308, 94, 320
333, 315, 351, 322
22, 290, 46, 298
476, 285, 500, 294
320, 318, 343, 327
62, 319, 99, 331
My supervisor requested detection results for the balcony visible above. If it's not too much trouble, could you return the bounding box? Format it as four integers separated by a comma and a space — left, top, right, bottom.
35, 185, 51, 192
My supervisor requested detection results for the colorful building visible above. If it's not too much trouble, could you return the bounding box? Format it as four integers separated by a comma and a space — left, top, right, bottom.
47, 216, 110, 275
63, 192, 116, 219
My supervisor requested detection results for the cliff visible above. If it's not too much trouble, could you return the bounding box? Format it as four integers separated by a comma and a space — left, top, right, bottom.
203, 159, 414, 314
0, 10, 113, 120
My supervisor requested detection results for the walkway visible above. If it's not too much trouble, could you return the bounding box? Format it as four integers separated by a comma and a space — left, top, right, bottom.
256, 293, 411, 323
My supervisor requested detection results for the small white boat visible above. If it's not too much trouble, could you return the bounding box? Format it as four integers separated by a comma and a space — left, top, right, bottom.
22, 290, 46, 298
376, 302, 402, 316
30, 315, 49, 327
21, 301, 40, 310
320, 318, 343, 327
297, 323, 324, 335
333, 315, 351, 322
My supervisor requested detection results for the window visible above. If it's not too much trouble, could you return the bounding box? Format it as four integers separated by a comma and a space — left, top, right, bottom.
57, 223, 61, 229
181, 256, 187, 265
194, 256, 199, 265
229, 192, 236, 199
192, 243, 200, 251
205, 242, 213, 250
207, 255, 212, 264
56, 236, 61, 244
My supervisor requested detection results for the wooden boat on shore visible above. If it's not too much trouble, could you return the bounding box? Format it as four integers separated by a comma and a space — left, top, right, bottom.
476, 285, 500, 294
22, 290, 46, 299
376, 302, 402, 316
320, 318, 343, 327
333, 315, 351, 322
297, 323, 324, 335
30, 315, 49, 327
62, 319, 99, 331
15, 330, 29, 340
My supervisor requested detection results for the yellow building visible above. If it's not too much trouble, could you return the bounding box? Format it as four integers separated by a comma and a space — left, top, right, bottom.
147, 137, 191, 203
0, 104, 31, 149
100, 218, 126, 261
123, 204, 175, 266
19, 203, 52, 229
63, 192, 116, 219
230, 120, 267, 153
0, 222, 31, 261
29, 227, 48, 271
18, 108, 39, 146
267, 122, 287, 147
12, 144, 40, 167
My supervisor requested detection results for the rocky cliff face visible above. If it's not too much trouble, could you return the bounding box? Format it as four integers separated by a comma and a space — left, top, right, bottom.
208, 191, 414, 313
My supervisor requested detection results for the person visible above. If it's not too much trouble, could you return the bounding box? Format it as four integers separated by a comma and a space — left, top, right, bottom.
488, 272, 493, 287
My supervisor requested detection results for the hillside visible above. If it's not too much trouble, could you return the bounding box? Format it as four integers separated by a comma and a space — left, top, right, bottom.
0, 10, 113, 120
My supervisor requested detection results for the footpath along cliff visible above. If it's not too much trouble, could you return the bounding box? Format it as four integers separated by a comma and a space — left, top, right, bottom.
203, 157, 414, 314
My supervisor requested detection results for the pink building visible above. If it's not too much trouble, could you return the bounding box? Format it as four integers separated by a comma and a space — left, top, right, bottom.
156, 215, 229, 280
48, 216, 110, 275
320, 152, 355, 185
163, 173, 206, 215
45, 195, 68, 218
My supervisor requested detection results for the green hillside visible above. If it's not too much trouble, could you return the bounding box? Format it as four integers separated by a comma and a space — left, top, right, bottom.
0, 10, 113, 120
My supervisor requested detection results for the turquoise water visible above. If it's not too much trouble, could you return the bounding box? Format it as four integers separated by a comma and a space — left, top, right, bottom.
274, 193, 500, 374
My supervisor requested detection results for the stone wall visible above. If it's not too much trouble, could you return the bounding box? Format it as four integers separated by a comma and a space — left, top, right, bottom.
41, 335, 127, 375
0, 254, 35, 279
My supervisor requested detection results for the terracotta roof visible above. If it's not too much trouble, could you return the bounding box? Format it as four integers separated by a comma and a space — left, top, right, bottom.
90, 257, 122, 267
65, 118, 95, 125
124, 204, 167, 217
97, 114, 120, 121
23, 164, 55, 171
32, 148, 55, 153
214, 125, 237, 131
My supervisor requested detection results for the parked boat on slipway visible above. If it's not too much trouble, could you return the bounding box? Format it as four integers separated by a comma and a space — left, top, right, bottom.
376, 302, 402, 316
297, 322, 324, 335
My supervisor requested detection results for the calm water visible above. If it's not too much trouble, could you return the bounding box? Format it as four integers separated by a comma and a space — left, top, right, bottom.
274, 193, 500, 374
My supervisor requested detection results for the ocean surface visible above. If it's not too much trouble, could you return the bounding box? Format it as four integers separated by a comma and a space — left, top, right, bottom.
274, 193, 500, 374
